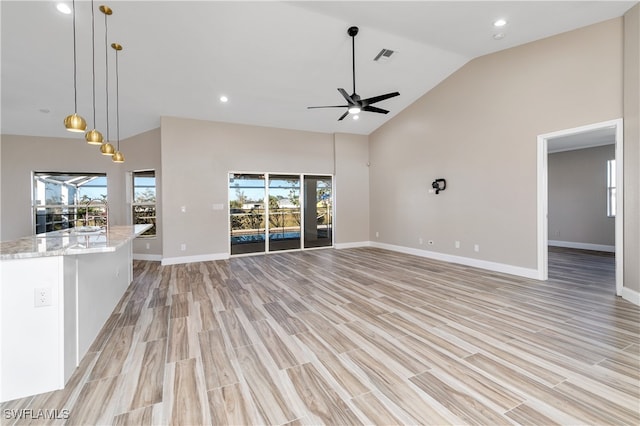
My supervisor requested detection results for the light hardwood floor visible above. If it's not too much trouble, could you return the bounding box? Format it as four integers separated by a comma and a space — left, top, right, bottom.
1, 247, 638, 425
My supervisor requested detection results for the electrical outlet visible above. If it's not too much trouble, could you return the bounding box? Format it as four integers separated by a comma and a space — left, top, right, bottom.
146, 242, 150, 249
181, 205, 187, 213
34, 287, 52, 307
419, 237, 423, 245
455, 241, 460, 249
474, 244, 480, 252
180, 243, 186, 251
375, 231, 379, 238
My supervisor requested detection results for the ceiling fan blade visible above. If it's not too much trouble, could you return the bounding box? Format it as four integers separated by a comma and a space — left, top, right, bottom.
361, 91, 400, 106
362, 105, 389, 114
307, 105, 349, 109
338, 88, 356, 105
337, 110, 349, 121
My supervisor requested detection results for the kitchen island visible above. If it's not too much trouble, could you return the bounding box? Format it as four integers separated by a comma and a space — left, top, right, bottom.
0, 225, 151, 402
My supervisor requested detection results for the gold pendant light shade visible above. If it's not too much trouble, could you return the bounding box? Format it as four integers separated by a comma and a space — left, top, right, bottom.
99, 5, 112, 15
85, 129, 104, 144
112, 150, 125, 163
64, 113, 87, 132
100, 142, 115, 155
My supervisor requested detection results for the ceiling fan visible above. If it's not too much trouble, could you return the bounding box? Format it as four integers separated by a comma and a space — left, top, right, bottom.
308, 26, 400, 121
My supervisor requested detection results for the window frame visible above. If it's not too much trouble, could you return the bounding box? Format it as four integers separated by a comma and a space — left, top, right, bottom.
131, 169, 157, 238
32, 172, 108, 234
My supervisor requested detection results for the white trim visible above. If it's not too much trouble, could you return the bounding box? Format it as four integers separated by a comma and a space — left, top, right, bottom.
335, 241, 371, 249
537, 119, 624, 295
614, 122, 624, 296
548, 140, 615, 154
161, 252, 229, 266
132, 253, 162, 261
548, 240, 615, 253
370, 242, 539, 279
536, 135, 549, 280
621, 287, 640, 306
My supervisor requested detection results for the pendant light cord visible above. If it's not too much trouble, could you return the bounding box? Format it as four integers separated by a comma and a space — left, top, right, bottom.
72, 0, 78, 113
91, 0, 97, 127
104, 11, 110, 141
115, 49, 120, 150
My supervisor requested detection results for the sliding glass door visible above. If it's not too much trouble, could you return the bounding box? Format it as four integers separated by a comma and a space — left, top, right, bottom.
229, 172, 332, 255
303, 175, 332, 248
229, 174, 266, 255
268, 175, 301, 251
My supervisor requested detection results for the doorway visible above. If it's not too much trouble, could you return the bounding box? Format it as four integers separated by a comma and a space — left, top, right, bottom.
537, 119, 623, 295
229, 172, 333, 255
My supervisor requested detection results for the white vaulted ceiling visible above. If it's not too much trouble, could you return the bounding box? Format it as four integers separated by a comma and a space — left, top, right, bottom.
1, 1, 636, 139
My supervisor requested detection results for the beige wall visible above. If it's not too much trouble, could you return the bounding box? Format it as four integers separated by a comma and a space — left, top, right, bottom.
548, 145, 615, 247
118, 128, 163, 256
160, 117, 369, 260
624, 4, 640, 293
369, 18, 624, 271
334, 133, 370, 245
0, 130, 162, 256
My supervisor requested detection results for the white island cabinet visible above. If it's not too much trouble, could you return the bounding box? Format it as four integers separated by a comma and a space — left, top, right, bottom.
0, 225, 151, 402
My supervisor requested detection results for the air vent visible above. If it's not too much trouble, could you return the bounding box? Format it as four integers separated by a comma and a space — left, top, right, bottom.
374, 48, 395, 62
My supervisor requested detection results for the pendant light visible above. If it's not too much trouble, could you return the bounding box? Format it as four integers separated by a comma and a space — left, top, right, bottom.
99, 5, 115, 155
85, 0, 103, 144
111, 42, 125, 163
64, 0, 87, 132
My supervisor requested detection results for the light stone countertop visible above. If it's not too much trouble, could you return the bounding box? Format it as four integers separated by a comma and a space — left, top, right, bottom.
0, 225, 152, 260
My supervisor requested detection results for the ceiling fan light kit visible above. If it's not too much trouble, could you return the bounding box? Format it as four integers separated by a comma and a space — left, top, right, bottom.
308, 26, 400, 121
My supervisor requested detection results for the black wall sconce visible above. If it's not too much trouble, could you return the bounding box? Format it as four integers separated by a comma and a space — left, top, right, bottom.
432, 178, 446, 194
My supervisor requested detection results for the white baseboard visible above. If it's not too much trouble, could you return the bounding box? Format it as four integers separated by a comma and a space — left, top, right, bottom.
334, 241, 371, 249
161, 252, 229, 266
133, 253, 162, 261
369, 242, 540, 280
621, 287, 640, 306
548, 240, 615, 253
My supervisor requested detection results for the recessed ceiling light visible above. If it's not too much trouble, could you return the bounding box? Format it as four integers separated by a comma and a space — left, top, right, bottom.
219, 95, 228, 103
39, 108, 50, 113
493, 33, 506, 40
493, 19, 507, 27
56, 3, 71, 14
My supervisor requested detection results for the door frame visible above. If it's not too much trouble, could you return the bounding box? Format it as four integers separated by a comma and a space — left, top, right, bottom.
536, 118, 623, 295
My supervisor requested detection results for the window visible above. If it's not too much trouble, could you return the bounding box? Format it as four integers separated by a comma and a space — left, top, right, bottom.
33, 172, 108, 233
132, 170, 156, 237
607, 159, 616, 217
